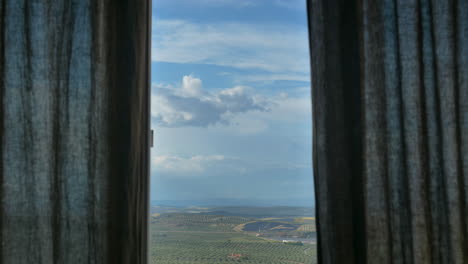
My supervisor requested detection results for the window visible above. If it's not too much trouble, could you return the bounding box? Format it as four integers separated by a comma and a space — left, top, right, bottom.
150, 1, 315, 263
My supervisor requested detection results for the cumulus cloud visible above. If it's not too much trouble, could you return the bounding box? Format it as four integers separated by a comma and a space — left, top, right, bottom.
152, 20, 310, 76
151, 75, 270, 127
179, 75, 202, 97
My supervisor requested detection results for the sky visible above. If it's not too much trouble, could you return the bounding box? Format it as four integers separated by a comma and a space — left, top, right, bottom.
151, 0, 313, 207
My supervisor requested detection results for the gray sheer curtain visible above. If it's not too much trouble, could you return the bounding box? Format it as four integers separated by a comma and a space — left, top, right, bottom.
309, 0, 467, 264
0, 1, 150, 263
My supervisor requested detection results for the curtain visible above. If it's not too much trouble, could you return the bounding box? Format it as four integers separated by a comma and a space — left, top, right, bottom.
0, 1, 150, 263
309, 0, 468, 264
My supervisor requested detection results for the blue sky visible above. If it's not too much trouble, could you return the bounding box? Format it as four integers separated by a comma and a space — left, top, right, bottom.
151, 0, 313, 206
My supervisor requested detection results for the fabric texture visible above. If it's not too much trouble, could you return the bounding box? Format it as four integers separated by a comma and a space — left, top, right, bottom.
0, 1, 150, 263
308, 0, 468, 263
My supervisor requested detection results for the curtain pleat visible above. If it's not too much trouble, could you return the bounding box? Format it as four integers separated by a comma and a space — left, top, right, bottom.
0, 1, 150, 263
309, 0, 468, 263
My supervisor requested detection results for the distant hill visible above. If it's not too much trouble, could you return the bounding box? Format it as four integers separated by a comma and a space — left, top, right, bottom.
151, 205, 315, 217
152, 198, 315, 208
199, 206, 314, 217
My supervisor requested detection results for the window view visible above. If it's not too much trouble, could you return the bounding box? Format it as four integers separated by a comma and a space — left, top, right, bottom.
150, 1, 315, 263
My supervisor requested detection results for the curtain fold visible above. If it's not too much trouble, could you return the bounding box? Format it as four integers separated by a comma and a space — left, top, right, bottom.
309, 0, 468, 263
0, 1, 150, 263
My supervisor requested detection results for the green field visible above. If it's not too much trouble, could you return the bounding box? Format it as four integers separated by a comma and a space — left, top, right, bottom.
150, 208, 317, 264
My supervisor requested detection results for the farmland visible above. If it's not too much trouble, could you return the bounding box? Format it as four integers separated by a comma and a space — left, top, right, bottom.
150, 206, 317, 264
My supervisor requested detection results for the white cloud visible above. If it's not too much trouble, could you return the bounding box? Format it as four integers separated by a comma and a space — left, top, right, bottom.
195, 0, 257, 7
225, 116, 269, 135
152, 20, 310, 75
151, 153, 311, 178
274, 0, 306, 9
217, 71, 310, 83
152, 155, 225, 175
181, 75, 202, 97
156, 0, 257, 8
243, 73, 310, 82
212, 89, 311, 135
268, 92, 311, 122
226, 89, 311, 123
151, 75, 271, 127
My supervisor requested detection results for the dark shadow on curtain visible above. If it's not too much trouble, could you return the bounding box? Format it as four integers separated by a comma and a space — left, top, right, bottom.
308, 0, 468, 263
0, 1, 150, 263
